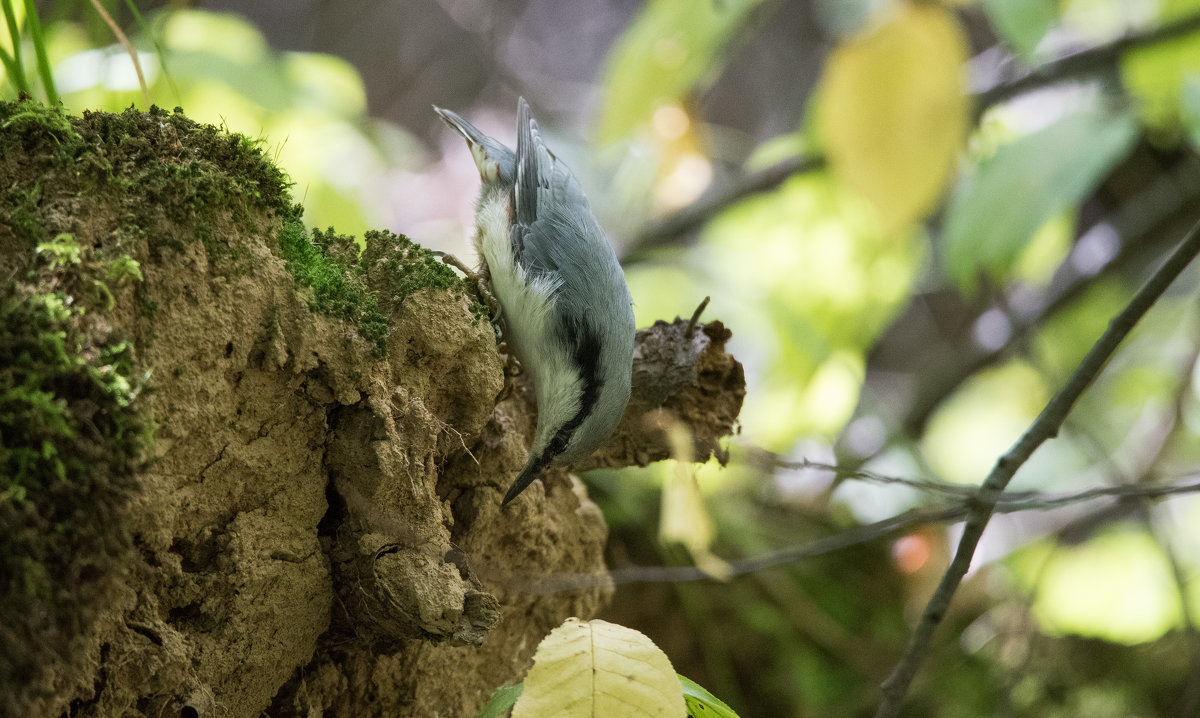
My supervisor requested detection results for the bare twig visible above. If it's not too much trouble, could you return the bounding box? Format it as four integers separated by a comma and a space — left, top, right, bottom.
875, 218, 1200, 718
630, 155, 825, 252
976, 10, 1200, 110
771, 455, 1200, 507
685, 295, 710, 339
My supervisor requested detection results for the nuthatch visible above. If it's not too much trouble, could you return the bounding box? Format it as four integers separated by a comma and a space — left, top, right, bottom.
435, 98, 635, 505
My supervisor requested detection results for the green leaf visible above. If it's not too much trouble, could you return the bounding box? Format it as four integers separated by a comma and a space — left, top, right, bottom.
680, 675, 741, 717
981, 0, 1055, 58
512, 618, 686, 717
597, 0, 760, 143
943, 106, 1139, 291
473, 683, 522, 718
475, 674, 741, 717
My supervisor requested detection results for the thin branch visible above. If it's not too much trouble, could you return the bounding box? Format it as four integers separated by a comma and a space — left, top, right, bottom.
486, 476, 1200, 595
773, 455, 1200, 508
977, 10, 1200, 110
685, 295, 710, 339
629, 154, 825, 252
875, 218, 1200, 718
122, 0, 181, 105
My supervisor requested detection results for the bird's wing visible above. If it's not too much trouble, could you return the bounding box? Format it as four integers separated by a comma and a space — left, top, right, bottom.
511, 97, 577, 281
513, 97, 547, 230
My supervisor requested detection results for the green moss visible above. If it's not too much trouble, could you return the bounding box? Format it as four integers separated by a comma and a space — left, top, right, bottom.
2, 99, 484, 361
0, 285, 149, 704
105, 255, 143, 286
359, 228, 489, 325
276, 210, 388, 354
36, 232, 82, 269
277, 215, 492, 355
360, 228, 464, 302
1, 102, 81, 153
2, 184, 46, 245
0, 97, 307, 357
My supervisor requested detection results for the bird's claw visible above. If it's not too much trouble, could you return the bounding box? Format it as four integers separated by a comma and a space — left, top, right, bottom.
499, 342, 522, 377
436, 251, 504, 325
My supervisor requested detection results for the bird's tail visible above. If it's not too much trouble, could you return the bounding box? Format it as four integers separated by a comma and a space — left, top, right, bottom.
433, 104, 514, 184
433, 106, 486, 147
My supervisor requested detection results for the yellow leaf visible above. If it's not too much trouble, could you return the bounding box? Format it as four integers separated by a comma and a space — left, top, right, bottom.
657, 422, 731, 580
819, 2, 970, 232
513, 618, 686, 718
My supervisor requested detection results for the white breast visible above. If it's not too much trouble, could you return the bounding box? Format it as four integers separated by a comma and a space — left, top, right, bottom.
475, 193, 582, 454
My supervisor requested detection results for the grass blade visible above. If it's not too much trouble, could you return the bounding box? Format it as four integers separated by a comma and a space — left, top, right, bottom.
20, 0, 56, 103
1, 0, 29, 94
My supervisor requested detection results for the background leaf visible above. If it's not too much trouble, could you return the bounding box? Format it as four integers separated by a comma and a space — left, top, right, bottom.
597, 0, 760, 144
474, 683, 522, 718
819, 2, 969, 232
981, 0, 1056, 58
680, 674, 742, 717
942, 105, 1139, 290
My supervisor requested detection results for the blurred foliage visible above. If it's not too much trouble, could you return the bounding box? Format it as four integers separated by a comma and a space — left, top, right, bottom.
943, 103, 1140, 292
0, 5, 412, 236
600, 0, 1200, 715
1122, 0, 1200, 138
597, 0, 761, 144
982, 0, 1055, 58
7, 0, 1200, 715
1011, 526, 1190, 644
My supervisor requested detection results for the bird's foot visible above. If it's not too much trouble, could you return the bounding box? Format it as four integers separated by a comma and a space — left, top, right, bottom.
436, 252, 503, 324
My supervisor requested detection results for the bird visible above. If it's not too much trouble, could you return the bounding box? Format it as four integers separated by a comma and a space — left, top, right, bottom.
434, 97, 635, 506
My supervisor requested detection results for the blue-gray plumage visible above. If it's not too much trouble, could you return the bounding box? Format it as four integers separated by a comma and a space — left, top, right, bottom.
435, 98, 635, 505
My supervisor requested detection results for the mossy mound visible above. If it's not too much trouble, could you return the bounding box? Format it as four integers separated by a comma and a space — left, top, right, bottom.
278, 222, 477, 355
0, 98, 744, 718
0, 99, 489, 715
0, 99, 617, 718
